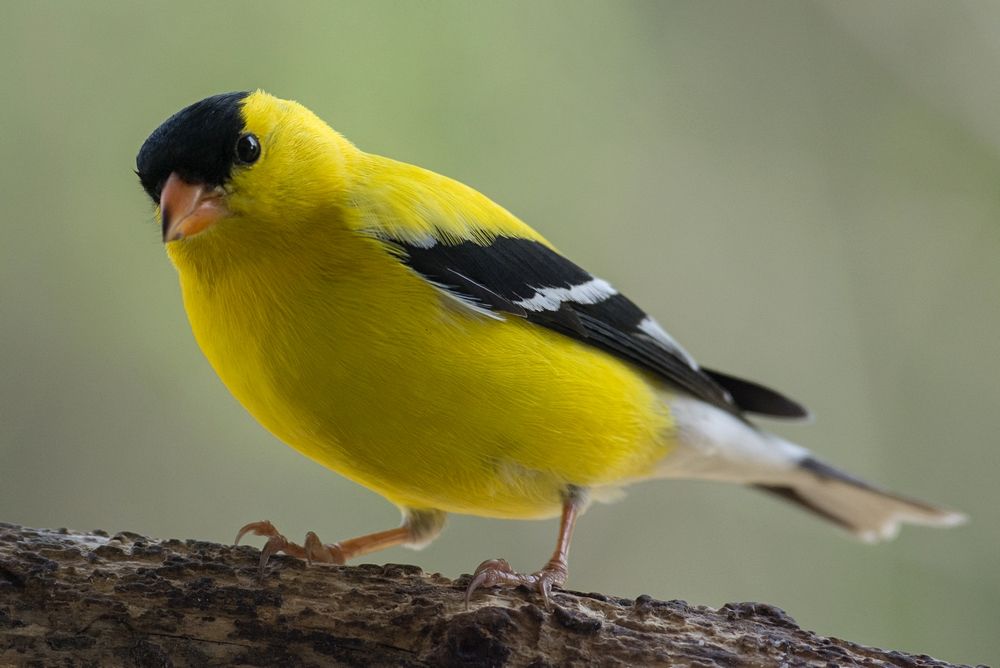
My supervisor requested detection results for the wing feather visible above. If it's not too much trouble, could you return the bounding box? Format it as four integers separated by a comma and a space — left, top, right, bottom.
379, 233, 807, 419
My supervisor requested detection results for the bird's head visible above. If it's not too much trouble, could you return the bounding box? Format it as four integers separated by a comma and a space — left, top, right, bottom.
136, 90, 357, 250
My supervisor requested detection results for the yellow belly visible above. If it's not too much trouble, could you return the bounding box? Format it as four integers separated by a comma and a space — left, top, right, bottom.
170, 231, 674, 519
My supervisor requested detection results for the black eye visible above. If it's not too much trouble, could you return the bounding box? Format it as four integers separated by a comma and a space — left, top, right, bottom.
235, 133, 261, 164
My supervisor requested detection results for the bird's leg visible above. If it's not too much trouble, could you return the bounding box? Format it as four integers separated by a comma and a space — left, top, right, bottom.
465, 487, 585, 608
235, 509, 445, 580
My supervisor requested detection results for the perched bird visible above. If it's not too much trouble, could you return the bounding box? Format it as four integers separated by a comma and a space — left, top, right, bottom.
137, 91, 965, 604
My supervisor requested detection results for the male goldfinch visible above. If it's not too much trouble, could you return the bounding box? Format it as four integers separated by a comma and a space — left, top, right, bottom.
136, 91, 964, 603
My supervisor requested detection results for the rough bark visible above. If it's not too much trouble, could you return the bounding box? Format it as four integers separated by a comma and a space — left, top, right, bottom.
0, 522, 970, 667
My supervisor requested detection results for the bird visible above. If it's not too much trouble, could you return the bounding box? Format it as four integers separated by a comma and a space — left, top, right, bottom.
136, 90, 965, 605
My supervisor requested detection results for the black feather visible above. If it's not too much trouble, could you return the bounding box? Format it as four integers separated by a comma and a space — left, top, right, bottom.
136, 91, 249, 203
701, 368, 809, 419
389, 235, 811, 418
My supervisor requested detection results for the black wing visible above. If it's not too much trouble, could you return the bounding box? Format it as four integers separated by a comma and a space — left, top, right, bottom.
384, 234, 807, 419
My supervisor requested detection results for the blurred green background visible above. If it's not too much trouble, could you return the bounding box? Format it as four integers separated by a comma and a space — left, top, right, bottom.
1, 1, 996, 663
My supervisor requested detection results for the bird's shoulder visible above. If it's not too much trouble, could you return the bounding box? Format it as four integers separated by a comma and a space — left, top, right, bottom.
347, 153, 548, 248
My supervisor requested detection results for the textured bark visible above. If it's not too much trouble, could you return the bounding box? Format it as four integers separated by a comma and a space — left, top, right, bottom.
0, 522, 970, 667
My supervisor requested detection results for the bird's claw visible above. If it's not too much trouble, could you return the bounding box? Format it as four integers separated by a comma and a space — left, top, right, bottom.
257, 535, 289, 581
465, 558, 567, 609
235, 520, 294, 581
234, 520, 343, 581
235, 519, 280, 546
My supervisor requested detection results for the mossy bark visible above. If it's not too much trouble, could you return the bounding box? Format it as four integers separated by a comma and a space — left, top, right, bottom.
0, 523, 967, 667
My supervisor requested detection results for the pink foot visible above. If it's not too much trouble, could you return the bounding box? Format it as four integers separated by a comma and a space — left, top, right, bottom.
235, 520, 345, 580
465, 557, 568, 608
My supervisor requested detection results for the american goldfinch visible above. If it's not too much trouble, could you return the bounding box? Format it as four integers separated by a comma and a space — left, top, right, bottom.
136, 91, 965, 603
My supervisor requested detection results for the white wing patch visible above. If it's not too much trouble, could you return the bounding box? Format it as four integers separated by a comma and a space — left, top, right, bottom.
425, 278, 506, 321
637, 316, 698, 368
512, 277, 618, 312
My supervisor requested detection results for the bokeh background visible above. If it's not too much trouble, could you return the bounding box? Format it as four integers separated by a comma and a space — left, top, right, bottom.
2, 1, 997, 663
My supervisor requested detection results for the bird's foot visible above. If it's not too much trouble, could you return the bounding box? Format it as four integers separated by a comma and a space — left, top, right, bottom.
235, 520, 345, 580
465, 557, 568, 609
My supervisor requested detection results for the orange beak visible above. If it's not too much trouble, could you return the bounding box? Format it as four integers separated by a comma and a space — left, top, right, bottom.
160, 172, 229, 242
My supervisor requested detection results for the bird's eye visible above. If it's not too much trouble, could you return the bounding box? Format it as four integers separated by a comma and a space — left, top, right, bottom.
234, 133, 261, 164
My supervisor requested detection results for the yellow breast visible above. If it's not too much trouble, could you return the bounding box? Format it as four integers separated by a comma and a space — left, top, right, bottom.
167, 180, 673, 520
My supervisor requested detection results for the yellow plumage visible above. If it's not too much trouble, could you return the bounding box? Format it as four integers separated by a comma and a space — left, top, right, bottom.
167, 92, 671, 519
137, 90, 963, 597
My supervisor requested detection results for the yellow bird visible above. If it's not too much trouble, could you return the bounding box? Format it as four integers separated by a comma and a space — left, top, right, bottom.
136, 91, 964, 603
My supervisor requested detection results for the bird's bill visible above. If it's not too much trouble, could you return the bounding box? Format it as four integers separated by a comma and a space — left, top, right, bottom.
160, 172, 229, 242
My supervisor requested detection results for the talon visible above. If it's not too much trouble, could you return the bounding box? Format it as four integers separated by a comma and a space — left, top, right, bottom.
303, 531, 319, 565
465, 559, 505, 607
234, 520, 307, 582
464, 557, 568, 609
465, 569, 497, 607
473, 558, 513, 578
233, 520, 289, 581
464, 558, 526, 608
258, 535, 287, 581
235, 519, 278, 545
535, 566, 566, 609
538, 577, 552, 608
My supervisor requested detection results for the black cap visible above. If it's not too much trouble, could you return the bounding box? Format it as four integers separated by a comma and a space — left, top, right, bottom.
136, 91, 250, 203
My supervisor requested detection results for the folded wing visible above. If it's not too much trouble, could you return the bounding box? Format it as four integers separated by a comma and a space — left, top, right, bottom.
380, 233, 807, 420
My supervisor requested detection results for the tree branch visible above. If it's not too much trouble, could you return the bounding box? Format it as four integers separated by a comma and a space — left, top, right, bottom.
0, 522, 966, 667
